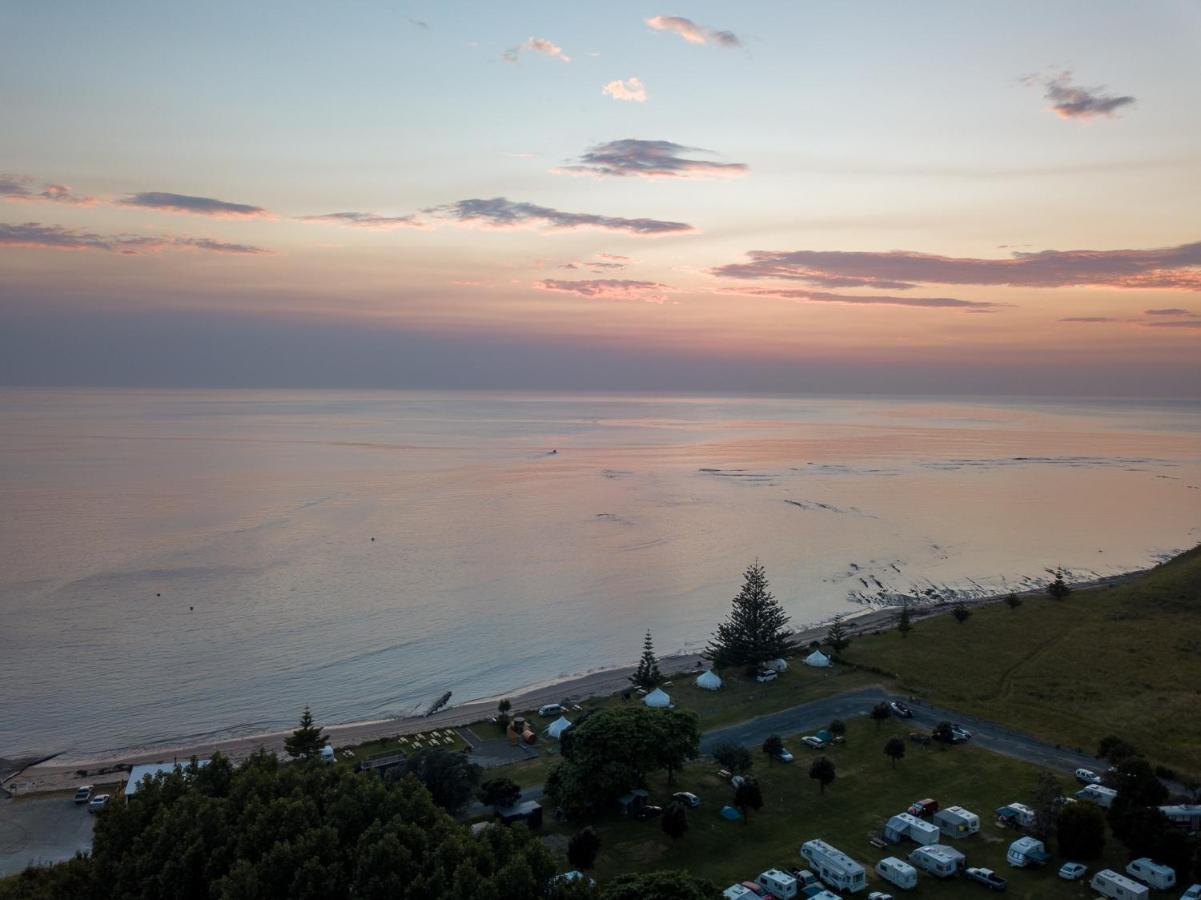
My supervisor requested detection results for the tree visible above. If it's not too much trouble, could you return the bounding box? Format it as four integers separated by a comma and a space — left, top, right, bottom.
1047, 568, 1072, 600
477, 776, 521, 810
600, 871, 721, 900
762, 735, 784, 762
568, 826, 601, 870
283, 706, 325, 760
870, 703, 891, 730
951, 601, 971, 623
712, 741, 754, 775
497, 698, 512, 729
1030, 771, 1063, 840
630, 630, 664, 690
828, 719, 846, 740
661, 802, 689, 842
1107, 757, 1168, 808
884, 737, 906, 768
734, 779, 763, 821
393, 748, 481, 814
825, 615, 851, 654
1057, 801, 1106, 859
809, 756, 836, 794
897, 603, 912, 637
705, 561, 792, 669
1096, 735, 1138, 765
1004, 592, 1022, 611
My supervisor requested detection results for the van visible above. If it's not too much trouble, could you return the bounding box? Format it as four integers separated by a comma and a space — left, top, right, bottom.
1125, 858, 1175, 890
1075, 767, 1101, 784
757, 868, 798, 899
1090, 869, 1150, 899
875, 857, 917, 890
537, 703, 563, 717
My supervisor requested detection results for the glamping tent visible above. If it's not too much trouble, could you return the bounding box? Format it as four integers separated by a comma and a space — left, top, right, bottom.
696, 669, 723, 691
545, 715, 573, 740
804, 649, 831, 668
766, 658, 789, 673
643, 687, 672, 708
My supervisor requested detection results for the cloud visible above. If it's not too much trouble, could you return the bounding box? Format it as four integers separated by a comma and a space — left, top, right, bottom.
1022, 70, 1136, 120
1144, 307, 1195, 316
645, 15, 740, 47
503, 36, 571, 63
560, 254, 631, 273
535, 278, 672, 303
300, 211, 425, 229
118, 191, 271, 218
407, 16, 428, 29
427, 197, 694, 236
1143, 319, 1201, 329
728, 287, 1004, 312
0, 221, 269, 255
1060, 316, 1120, 323
713, 241, 1201, 291
556, 139, 748, 179
602, 76, 647, 103
1, 174, 96, 205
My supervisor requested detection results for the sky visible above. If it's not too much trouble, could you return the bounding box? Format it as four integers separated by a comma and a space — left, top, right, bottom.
1, 1, 1200, 396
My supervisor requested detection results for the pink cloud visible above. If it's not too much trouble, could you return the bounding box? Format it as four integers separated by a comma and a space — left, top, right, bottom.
602, 76, 647, 103
1, 174, 97, 206
645, 15, 740, 47
118, 191, 273, 219
556, 139, 747, 180
300, 211, 426, 229
726, 286, 1004, 312
503, 37, 571, 63
0, 221, 270, 255
1022, 70, 1136, 120
536, 278, 672, 303
427, 197, 695, 236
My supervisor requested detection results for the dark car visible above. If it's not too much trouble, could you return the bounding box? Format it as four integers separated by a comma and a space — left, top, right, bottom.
909, 732, 932, 745
966, 867, 1008, 891
889, 700, 913, 718
633, 804, 663, 821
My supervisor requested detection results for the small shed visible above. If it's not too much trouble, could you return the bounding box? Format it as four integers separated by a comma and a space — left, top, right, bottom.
803, 649, 831, 668
934, 805, 980, 838
496, 800, 542, 829
885, 812, 940, 845
696, 669, 723, 691
544, 715, 573, 740
644, 687, 672, 708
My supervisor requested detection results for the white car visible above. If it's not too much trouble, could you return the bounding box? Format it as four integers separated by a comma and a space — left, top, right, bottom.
1179, 884, 1201, 900
774, 746, 795, 763
1058, 862, 1088, 880
88, 794, 110, 814
1074, 767, 1101, 785
755, 670, 778, 683
73, 785, 93, 804
537, 703, 563, 717
801, 735, 827, 750
672, 791, 701, 808
869, 893, 895, 900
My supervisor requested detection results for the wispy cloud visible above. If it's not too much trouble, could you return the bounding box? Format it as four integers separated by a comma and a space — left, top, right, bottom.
428, 197, 694, 236
1, 174, 96, 205
407, 16, 428, 29
1143, 319, 1201, 329
602, 76, 647, 103
503, 36, 571, 63
1022, 70, 1136, 120
1060, 316, 1120, 323
714, 242, 1201, 291
1144, 307, 1196, 317
0, 222, 269, 255
727, 287, 1004, 312
119, 191, 271, 218
560, 254, 631, 273
645, 15, 740, 47
300, 211, 425, 229
556, 139, 748, 179
536, 278, 672, 303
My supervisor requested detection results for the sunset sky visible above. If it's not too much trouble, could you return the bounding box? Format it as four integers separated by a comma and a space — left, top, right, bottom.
2, 1, 1200, 395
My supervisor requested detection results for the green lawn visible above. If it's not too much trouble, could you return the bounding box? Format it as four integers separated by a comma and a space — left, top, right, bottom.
340, 729, 466, 765
844, 545, 1201, 776
567, 717, 1125, 899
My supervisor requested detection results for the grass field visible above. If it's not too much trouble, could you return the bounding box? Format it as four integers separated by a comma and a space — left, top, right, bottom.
844, 546, 1201, 776
340, 729, 466, 765
563, 717, 1126, 899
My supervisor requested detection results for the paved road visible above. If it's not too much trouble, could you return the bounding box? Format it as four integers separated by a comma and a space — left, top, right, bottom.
0, 795, 95, 877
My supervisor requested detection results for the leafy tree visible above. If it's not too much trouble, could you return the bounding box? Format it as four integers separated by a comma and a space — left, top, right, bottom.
497, 698, 512, 729
1030, 771, 1063, 840
392, 748, 481, 814
283, 706, 326, 760
1047, 568, 1072, 600
1057, 801, 1106, 859
631, 630, 665, 690
1106, 757, 1168, 807
1108, 803, 1173, 860
897, 603, 912, 637
870, 703, 891, 730
711, 742, 753, 775
568, 826, 601, 870
600, 871, 721, 900
1096, 735, 1138, 765
884, 737, 906, 768
734, 779, 763, 821
661, 801, 689, 842
762, 735, 783, 762
1004, 592, 1022, 611
705, 561, 792, 669
828, 719, 846, 739
825, 615, 851, 654
951, 601, 971, 623
477, 776, 521, 810
809, 756, 836, 794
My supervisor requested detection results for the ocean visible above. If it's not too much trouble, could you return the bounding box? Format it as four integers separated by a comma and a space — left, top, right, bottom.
1, 389, 1198, 760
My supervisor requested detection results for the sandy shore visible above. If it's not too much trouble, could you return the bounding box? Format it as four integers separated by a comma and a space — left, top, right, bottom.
6, 568, 1143, 795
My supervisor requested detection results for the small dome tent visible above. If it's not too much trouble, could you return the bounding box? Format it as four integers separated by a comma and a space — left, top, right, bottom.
803, 649, 831, 668
695, 669, 723, 691
545, 715, 573, 740
767, 658, 789, 673
643, 687, 672, 708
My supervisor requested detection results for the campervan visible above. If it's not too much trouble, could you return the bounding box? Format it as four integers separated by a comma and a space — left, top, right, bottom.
874, 857, 917, 890
1089, 869, 1150, 900
800, 839, 867, 893
1125, 858, 1175, 890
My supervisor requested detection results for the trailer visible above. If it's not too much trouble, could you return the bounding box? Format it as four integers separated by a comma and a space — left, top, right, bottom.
1006, 836, 1047, 868
1076, 784, 1118, 809
1125, 857, 1175, 890
994, 802, 1035, 829
1090, 869, 1150, 900
907, 844, 965, 878
883, 812, 940, 846
756, 869, 798, 899
933, 805, 980, 838
875, 856, 918, 890
800, 839, 867, 893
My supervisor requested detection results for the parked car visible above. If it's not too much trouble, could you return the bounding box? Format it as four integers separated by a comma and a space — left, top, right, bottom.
908, 732, 931, 746
966, 867, 1008, 891
756, 670, 779, 683
773, 745, 795, 763
1179, 884, 1201, 900
632, 804, 663, 822
1058, 862, 1088, 881
1075, 767, 1102, 785
950, 724, 972, 742
889, 700, 913, 718
786, 868, 818, 889
801, 736, 827, 750
739, 880, 774, 898
537, 703, 563, 717
907, 798, 940, 818
868, 894, 894, 900
88, 794, 110, 814
73, 785, 93, 804
672, 791, 700, 808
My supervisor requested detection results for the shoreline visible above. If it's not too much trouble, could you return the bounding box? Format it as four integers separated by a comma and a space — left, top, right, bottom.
4, 564, 1151, 796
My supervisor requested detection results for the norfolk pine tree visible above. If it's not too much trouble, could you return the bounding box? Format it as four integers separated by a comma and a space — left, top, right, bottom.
706, 561, 792, 669
630, 630, 664, 690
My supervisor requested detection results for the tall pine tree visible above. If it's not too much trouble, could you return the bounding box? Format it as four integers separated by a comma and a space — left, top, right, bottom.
705, 561, 792, 669
284, 705, 326, 759
631, 630, 664, 689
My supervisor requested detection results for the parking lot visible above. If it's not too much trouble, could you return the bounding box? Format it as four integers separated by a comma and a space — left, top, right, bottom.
0, 793, 95, 876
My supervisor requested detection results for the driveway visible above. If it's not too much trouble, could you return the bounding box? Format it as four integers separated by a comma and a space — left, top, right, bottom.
0, 794, 95, 877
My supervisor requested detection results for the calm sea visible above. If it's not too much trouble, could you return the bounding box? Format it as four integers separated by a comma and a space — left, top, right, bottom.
1, 389, 1198, 759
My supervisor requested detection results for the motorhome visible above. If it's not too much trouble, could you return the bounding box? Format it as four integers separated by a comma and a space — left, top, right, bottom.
1089, 869, 1150, 900
800, 839, 867, 893
874, 857, 918, 890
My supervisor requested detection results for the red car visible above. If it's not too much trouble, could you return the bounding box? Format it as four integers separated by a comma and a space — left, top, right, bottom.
907, 798, 940, 818
740, 882, 776, 900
